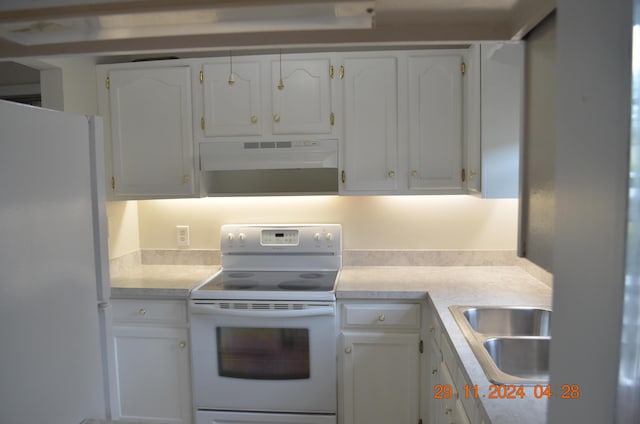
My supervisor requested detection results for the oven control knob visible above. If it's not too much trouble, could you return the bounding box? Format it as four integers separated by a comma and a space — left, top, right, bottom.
313, 232, 321, 241
238, 233, 246, 242
325, 233, 333, 241
226, 233, 234, 242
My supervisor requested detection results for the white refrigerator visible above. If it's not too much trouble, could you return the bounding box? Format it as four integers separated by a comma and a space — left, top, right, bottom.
0, 100, 112, 423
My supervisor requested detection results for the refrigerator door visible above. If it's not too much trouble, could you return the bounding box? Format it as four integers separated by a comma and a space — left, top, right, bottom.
0, 100, 108, 423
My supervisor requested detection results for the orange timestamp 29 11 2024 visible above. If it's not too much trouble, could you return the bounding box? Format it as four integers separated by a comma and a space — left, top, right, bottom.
433, 383, 581, 400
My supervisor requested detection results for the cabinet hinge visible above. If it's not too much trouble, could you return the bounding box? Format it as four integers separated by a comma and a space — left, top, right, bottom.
105, 77, 110, 90
461, 168, 466, 182
340, 65, 344, 79
201, 116, 205, 130
111, 176, 115, 190
330, 112, 335, 126
419, 340, 424, 354
199, 70, 204, 83
461, 62, 467, 76
330, 65, 334, 79
341, 170, 346, 184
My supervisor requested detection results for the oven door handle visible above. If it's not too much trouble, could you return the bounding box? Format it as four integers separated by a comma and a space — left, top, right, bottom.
190, 303, 335, 318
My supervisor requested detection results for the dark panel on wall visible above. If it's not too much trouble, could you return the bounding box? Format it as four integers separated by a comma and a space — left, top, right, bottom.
520, 13, 556, 272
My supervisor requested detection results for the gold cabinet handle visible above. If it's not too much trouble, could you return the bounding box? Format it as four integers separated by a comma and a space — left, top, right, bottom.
411, 170, 419, 178
179, 341, 187, 349
388, 170, 396, 179
469, 170, 477, 179
378, 314, 385, 322
182, 175, 191, 184
138, 308, 147, 316
250, 115, 258, 124
445, 407, 453, 415
273, 114, 280, 123
429, 326, 435, 333
432, 368, 438, 375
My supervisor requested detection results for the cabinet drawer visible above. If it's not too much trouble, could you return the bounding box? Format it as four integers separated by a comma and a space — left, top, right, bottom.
440, 332, 457, 375
455, 366, 479, 424
425, 306, 442, 347
341, 303, 421, 329
112, 299, 187, 324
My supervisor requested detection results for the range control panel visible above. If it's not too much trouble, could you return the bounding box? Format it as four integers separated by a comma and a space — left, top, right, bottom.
220, 224, 341, 254
261, 229, 299, 246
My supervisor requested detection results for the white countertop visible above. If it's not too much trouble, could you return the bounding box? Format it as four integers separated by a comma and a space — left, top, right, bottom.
110, 265, 219, 298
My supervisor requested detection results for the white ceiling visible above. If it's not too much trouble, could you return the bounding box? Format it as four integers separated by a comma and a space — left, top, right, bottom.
0, 0, 555, 61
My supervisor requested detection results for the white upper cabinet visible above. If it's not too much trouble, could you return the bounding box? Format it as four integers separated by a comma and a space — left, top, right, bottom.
467, 42, 524, 198
202, 59, 262, 137
339, 50, 466, 195
341, 55, 398, 192
99, 65, 196, 199
408, 53, 464, 192
197, 53, 334, 140
271, 57, 333, 135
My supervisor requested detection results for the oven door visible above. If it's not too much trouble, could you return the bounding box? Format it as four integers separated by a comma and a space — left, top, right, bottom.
190, 301, 337, 413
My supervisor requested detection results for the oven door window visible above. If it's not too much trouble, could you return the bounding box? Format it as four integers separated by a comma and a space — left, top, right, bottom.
216, 327, 310, 380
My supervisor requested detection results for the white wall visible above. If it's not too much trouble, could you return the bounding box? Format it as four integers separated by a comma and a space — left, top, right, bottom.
132, 196, 518, 252
548, 0, 631, 422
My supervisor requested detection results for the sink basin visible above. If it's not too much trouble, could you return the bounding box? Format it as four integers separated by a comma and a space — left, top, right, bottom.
462, 306, 551, 336
483, 337, 550, 380
449, 305, 552, 385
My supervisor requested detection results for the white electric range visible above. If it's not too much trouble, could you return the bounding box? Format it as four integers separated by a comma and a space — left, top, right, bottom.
190, 224, 342, 424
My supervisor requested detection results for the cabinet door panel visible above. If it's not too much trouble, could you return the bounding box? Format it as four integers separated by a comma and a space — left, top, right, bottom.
203, 61, 262, 136
408, 55, 463, 191
341, 331, 419, 424
271, 58, 332, 134
342, 57, 398, 192
109, 67, 194, 197
113, 326, 191, 424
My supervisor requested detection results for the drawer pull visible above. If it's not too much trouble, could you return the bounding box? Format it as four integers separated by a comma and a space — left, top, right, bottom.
378, 314, 385, 322
429, 326, 435, 333
138, 308, 147, 316
432, 368, 438, 375
345, 346, 352, 354
179, 341, 187, 349
445, 407, 453, 415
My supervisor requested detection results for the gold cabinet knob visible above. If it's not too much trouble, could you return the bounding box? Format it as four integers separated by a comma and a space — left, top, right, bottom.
273, 114, 280, 123
429, 326, 435, 333
378, 314, 385, 322
345, 346, 352, 354
411, 170, 419, 178
469, 170, 477, 179
388, 170, 396, 179
138, 308, 147, 316
250, 115, 258, 124
445, 407, 453, 415
432, 368, 438, 375
182, 175, 191, 184
179, 341, 187, 349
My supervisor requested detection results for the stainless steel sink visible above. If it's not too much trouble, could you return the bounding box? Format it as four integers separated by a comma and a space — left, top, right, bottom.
462, 306, 551, 336
449, 306, 552, 385
483, 337, 550, 380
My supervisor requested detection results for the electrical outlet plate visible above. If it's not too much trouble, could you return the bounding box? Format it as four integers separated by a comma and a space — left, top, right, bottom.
176, 225, 190, 247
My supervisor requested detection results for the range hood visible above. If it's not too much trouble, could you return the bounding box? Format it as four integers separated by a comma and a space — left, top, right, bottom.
199, 139, 339, 196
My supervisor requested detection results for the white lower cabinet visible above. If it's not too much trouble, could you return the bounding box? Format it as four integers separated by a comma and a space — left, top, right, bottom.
111, 299, 192, 424
338, 302, 422, 424
426, 302, 485, 424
